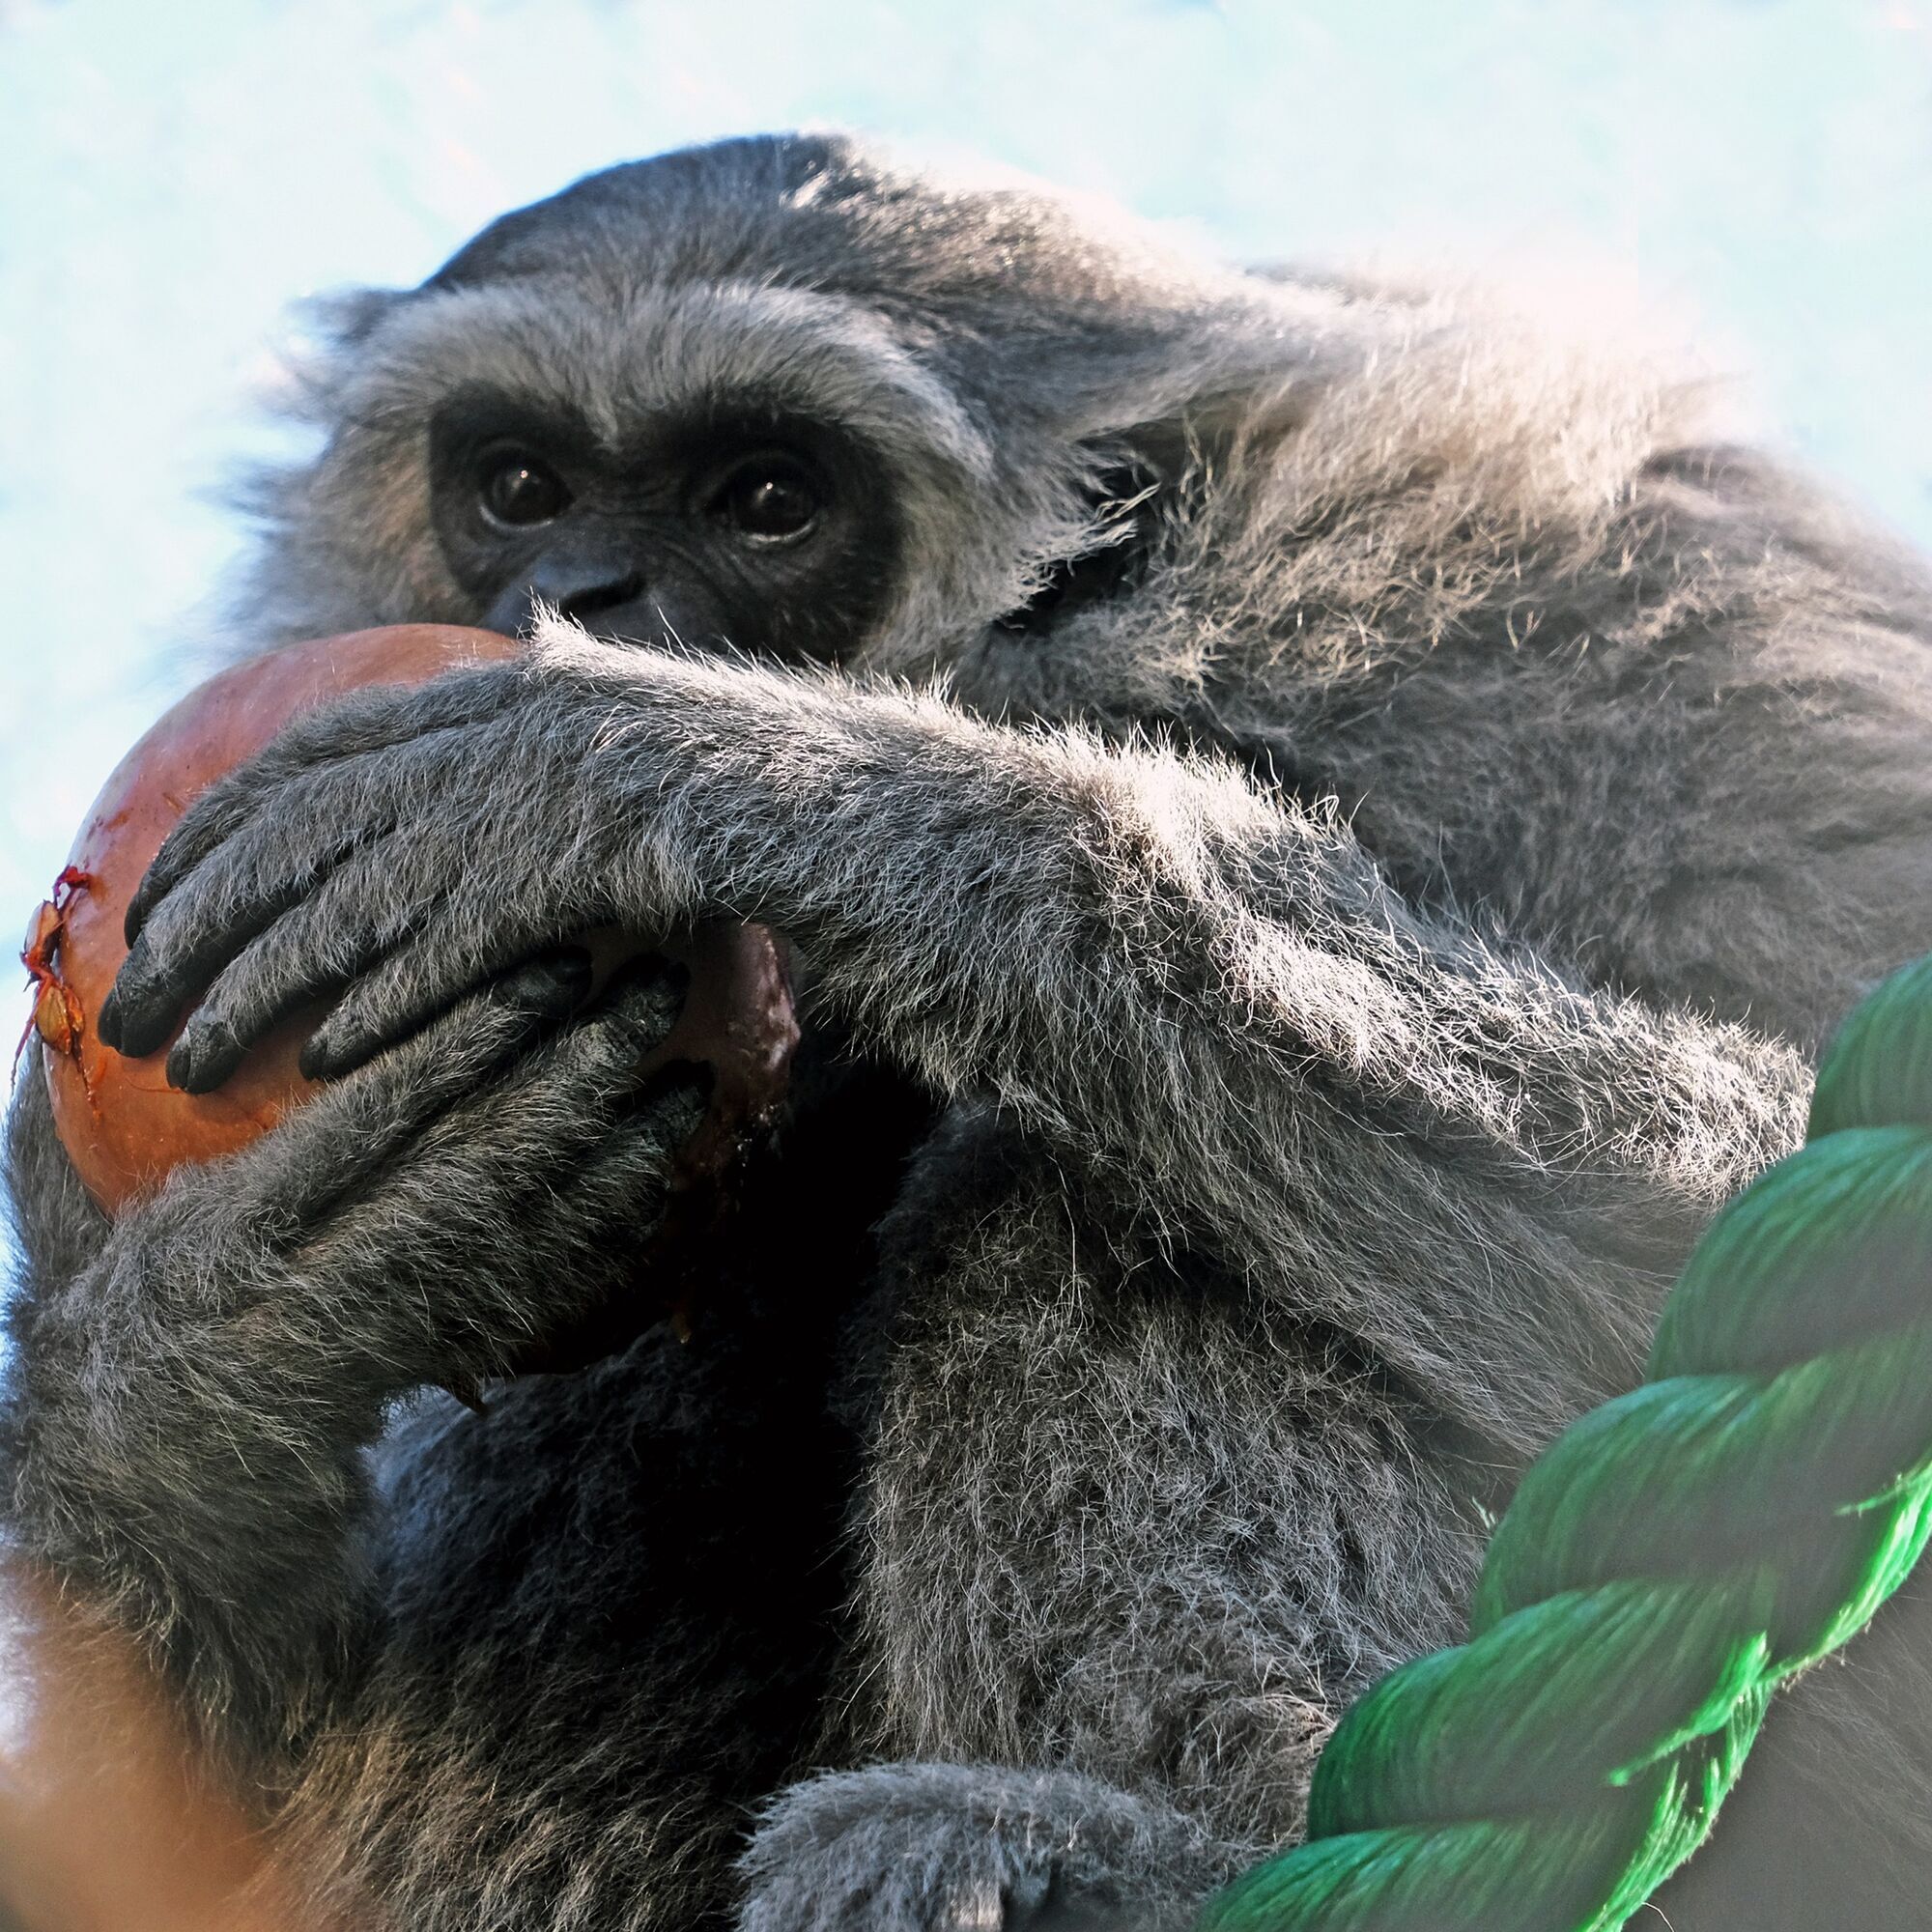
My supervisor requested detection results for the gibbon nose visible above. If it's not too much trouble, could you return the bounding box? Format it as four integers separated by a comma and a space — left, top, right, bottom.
486, 558, 646, 638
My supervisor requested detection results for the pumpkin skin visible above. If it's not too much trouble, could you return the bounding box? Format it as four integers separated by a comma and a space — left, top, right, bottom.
27, 627, 797, 1266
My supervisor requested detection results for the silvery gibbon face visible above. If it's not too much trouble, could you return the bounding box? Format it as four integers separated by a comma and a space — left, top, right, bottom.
422, 361, 899, 659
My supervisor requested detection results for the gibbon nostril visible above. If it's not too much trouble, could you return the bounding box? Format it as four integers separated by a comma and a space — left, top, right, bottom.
485, 571, 647, 638
558, 574, 646, 622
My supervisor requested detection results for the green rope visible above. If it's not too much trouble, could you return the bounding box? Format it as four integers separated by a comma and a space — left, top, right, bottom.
1201, 953, 1932, 1932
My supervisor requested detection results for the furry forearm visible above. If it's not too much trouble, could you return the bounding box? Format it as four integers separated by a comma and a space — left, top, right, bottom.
521, 632, 1810, 1422
538, 632, 1805, 1139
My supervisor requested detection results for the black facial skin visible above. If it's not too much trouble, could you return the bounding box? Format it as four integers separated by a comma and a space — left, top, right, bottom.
428, 388, 900, 659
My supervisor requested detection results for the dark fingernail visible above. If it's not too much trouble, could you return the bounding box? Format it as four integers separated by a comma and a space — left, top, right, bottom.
603, 952, 687, 1003
115, 1008, 178, 1061
95, 986, 125, 1053
608, 956, 690, 1055
103, 959, 176, 1060
299, 1026, 363, 1083
495, 948, 593, 1015
169, 1019, 242, 1095
628, 1060, 712, 1125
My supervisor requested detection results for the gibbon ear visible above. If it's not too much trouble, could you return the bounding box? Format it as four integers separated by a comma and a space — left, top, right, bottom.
989, 375, 1315, 640
1143, 374, 1319, 474
1073, 352, 1321, 503
998, 449, 1169, 639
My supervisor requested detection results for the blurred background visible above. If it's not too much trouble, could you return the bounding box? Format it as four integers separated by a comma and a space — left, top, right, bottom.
2, 0, 1928, 1226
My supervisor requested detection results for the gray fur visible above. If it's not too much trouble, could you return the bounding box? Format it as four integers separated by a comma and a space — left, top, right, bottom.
6, 131, 1931, 1928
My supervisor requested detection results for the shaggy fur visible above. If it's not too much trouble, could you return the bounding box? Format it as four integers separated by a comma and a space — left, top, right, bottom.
6, 133, 1931, 1928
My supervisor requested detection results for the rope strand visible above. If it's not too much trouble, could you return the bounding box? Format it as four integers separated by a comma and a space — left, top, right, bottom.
1202, 955, 1932, 1931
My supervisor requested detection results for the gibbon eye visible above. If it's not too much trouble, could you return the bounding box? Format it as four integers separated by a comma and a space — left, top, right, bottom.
712, 456, 821, 543
478, 449, 571, 528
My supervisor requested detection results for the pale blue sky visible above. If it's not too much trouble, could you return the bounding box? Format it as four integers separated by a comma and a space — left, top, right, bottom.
3, 0, 1929, 1139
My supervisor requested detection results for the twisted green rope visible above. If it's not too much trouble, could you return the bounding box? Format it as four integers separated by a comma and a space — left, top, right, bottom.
1202, 953, 1932, 1932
